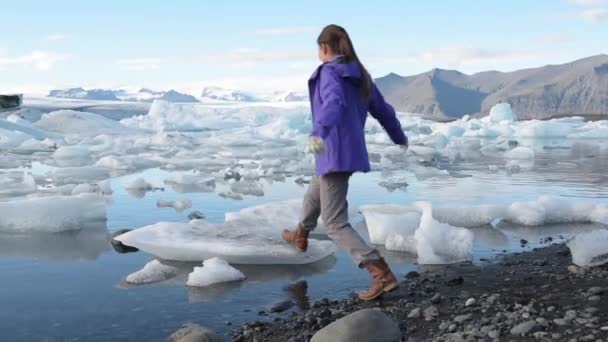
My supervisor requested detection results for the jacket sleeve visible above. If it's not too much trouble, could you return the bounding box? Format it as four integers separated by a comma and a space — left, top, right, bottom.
311, 66, 346, 139
368, 83, 407, 145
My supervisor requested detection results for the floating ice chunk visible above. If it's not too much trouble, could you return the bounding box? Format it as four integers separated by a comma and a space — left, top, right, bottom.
515, 118, 579, 138
164, 173, 216, 193
71, 183, 103, 195
95, 155, 160, 171
410, 165, 449, 180
414, 202, 474, 265
53, 146, 92, 167
359, 204, 420, 245
114, 218, 337, 264
230, 181, 264, 196
0, 116, 62, 141
34, 110, 135, 136
218, 192, 243, 200
126, 259, 179, 284
504, 147, 535, 160
125, 177, 154, 190
0, 172, 37, 197
48, 166, 110, 185
0, 194, 107, 233
567, 230, 608, 267
186, 258, 245, 287
156, 199, 192, 213
488, 103, 517, 123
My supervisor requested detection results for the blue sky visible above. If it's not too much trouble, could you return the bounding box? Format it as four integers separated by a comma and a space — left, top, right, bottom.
1, 0, 607, 95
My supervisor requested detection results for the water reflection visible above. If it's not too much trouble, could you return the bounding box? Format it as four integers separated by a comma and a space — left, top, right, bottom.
0, 229, 111, 261
496, 221, 608, 241
118, 255, 337, 303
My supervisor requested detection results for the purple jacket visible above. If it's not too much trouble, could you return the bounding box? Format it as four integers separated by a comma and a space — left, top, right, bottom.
308, 55, 407, 176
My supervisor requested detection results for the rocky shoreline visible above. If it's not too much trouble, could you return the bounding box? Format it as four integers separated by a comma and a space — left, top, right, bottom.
229, 243, 608, 341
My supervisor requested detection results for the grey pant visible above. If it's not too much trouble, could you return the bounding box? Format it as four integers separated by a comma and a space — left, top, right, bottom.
300, 172, 381, 265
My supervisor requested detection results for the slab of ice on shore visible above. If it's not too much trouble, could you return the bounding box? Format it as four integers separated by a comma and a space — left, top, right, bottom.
114, 218, 337, 264
186, 257, 245, 287
414, 202, 474, 264
0, 194, 107, 233
567, 229, 608, 267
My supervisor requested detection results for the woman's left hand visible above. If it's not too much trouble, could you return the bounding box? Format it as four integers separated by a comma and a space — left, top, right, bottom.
307, 136, 325, 154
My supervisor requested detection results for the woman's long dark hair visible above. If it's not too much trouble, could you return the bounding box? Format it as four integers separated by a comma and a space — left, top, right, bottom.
317, 24, 372, 98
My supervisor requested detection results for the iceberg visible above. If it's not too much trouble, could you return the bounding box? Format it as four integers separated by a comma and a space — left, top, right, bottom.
35, 109, 136, 136
0, 194, 107, 233
487, 103, 517, 123
186, 257, 246, 287
113, 216, 337, 264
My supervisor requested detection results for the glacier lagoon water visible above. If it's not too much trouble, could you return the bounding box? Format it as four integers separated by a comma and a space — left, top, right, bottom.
1, 145, 608, 341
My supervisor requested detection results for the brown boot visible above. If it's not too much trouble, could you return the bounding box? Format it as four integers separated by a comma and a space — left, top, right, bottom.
282, 224, 310, 252
358, 258, 398, 301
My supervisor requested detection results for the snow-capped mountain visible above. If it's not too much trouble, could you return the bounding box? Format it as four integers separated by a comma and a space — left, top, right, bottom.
269, 91, 308, 102
200, 87, 261, 102
47, 86, 307, 103
48, 88, 119, 101
48, 88, 198, 103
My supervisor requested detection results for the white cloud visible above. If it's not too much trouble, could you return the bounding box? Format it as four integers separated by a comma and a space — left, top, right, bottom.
197, 48, 313, 67
581, 8, 608, 22
537, 34, 574, 43
116, 58, 162, 71
568, 0, 606, 5
45, 33, 68, 41
0, 51, 68, 71
372, 47, 536, 69
253, 26, 318, 36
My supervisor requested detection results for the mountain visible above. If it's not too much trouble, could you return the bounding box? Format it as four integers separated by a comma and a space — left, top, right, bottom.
375, 54, 608, 119
48, 87, 119, 101
200, 87, 260, 102
48, 88, 198, 103
270, 91, 308, 102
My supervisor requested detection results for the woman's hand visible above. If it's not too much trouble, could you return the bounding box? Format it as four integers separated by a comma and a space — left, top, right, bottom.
307, 136, 325, 154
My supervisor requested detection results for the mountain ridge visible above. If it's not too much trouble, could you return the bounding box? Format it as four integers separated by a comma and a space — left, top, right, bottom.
375, 54, 608, 119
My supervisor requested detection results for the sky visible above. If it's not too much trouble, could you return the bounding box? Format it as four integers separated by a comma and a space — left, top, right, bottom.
1, 0, 607, 95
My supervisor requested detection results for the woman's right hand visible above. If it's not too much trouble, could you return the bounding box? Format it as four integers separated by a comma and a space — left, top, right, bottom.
307, 136, 325, 154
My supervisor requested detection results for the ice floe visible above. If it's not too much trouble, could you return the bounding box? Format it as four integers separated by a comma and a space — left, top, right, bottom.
113, 212, 337, 264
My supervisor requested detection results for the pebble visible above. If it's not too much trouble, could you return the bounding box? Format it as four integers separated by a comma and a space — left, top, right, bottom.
430, 294, 442, 304
535, 317, 549, 327
453, 314, 471, 323
553, 318, 568, 326
423, 306, 439, 321
510, 321, 537, 335
587, 287, 603, 295
407, 308, 421, 319
465, 298, 476, 307
588, 295, 600, 301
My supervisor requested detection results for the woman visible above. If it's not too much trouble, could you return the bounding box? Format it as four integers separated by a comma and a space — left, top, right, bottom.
282, 24, 408, 301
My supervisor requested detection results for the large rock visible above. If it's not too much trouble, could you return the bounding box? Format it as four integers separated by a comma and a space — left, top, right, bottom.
167, 323, 223, 342
311, 308, 401, 342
